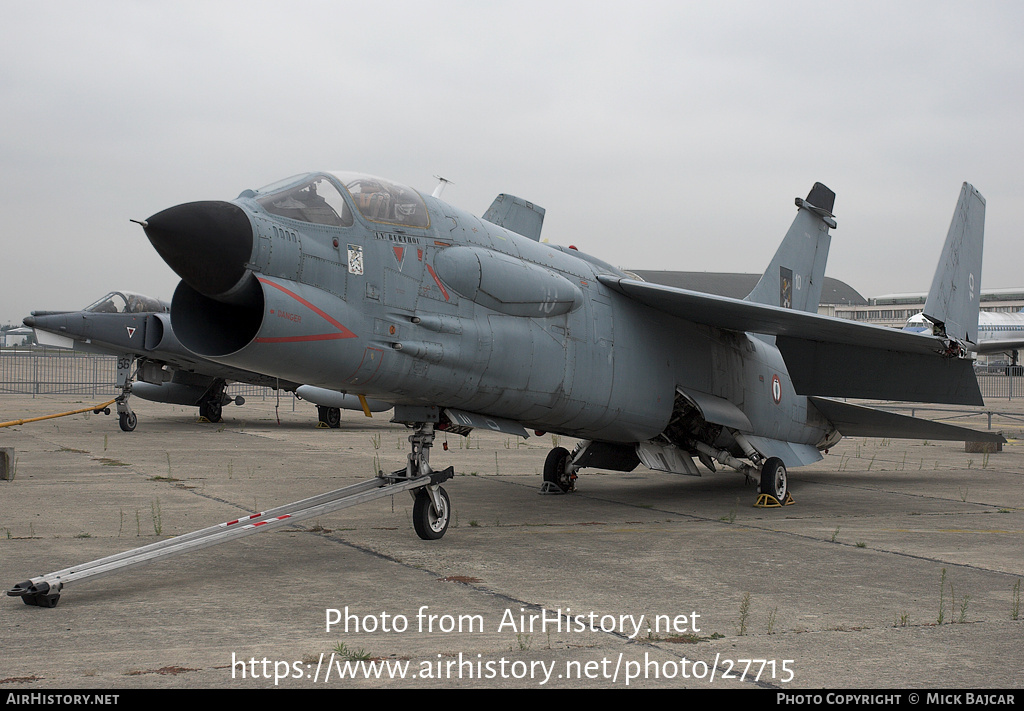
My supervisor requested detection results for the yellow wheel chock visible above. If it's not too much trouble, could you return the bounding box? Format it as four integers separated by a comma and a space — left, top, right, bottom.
754, 491, 795, 508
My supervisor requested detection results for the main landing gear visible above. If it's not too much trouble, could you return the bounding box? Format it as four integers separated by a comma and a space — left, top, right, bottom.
198, 399, 223, 423
317, 405, 342, 429
542, 446, 578, 493
756, 457, 791, 507
197, 380, 241, 424
544, 432, 794, 507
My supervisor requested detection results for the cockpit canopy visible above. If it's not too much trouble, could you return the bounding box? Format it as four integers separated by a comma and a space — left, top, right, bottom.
903, 312, 934, 334
256, 174, 354, 228
254, 172, 429, 229
84, 292, 167, 315
331, 172, 430, 228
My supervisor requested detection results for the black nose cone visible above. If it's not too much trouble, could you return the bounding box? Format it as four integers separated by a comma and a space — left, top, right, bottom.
143, 201, 253, 298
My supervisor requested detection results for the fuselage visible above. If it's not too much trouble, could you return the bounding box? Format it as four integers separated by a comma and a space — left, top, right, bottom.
145, 171, 832, 448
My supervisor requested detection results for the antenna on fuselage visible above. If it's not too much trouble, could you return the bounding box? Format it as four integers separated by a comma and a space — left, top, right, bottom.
432, 175, 453, 198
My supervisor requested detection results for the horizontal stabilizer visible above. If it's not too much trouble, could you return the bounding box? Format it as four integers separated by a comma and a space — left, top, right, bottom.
482, 194, 545, 242
809, 397, 1004, 443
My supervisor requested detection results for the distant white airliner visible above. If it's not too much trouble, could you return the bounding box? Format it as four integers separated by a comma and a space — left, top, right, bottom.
905, 310, 1024, 370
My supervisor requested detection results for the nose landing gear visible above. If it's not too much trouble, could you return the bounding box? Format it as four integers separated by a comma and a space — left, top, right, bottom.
395, 421, 454, 540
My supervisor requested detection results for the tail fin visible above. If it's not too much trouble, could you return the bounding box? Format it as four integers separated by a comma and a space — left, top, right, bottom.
923, 183, 986, 345
745, 183, 835, 313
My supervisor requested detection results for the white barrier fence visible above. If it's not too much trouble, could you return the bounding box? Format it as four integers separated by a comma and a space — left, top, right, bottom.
0, 351, 278, 399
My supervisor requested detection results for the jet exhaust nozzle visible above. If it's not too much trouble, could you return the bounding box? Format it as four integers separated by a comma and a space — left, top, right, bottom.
142, 201, 256, 303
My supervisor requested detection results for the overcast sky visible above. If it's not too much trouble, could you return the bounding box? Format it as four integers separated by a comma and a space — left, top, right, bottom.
2, 1, 1022, 325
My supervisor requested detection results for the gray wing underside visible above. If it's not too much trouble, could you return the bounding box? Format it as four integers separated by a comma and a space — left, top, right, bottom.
808, 397, 1005, 443
598, 275, 983, 406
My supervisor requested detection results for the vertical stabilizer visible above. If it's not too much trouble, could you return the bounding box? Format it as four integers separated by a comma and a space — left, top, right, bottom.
745, 183, 835, 313
923, 183, 985, 345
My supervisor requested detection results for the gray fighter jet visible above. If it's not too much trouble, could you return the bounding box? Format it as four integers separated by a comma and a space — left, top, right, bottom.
137, 173, 1001, 538
25, 291, 299, 430
24, 292, 391, 429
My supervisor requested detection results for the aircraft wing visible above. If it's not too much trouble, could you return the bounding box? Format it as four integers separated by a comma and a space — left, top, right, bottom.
975, 338, 1024, 355
598, 276, 944, 353
598, 275, 984, 405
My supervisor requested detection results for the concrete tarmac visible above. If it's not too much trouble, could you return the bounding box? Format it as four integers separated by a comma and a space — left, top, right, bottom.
2, 394, 1022, 689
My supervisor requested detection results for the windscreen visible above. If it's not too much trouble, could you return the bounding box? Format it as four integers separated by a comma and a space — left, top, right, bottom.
257, 174, 354, 228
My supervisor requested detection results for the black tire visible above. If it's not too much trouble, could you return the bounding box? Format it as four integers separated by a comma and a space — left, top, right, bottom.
318, 406, 342, 428
543, 446, 574, 492
413, 487, 450, 540
759, 457, 788, 501
199, 400, 223, 423
119, 411, 137, 432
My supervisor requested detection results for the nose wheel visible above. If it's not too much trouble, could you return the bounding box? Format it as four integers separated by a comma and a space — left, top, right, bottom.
118, 411, 137, 432
114, 354, 138, 432
393, 420, 455, 540
412, 486, 450, 540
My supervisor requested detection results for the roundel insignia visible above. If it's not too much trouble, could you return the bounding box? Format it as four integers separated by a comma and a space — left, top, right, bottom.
771, 374, 782, 404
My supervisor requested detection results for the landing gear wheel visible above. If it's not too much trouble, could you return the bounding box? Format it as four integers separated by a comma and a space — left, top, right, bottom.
318, 406, 342, 429
543, 446, 575, 492
759, 457, 788, 502
199, 400, 223, 423
118, 411, 137, 432
413, 487, 450, 540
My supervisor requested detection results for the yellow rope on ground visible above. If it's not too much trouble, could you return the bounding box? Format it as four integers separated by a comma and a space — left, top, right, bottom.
0, 398, 118, 428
